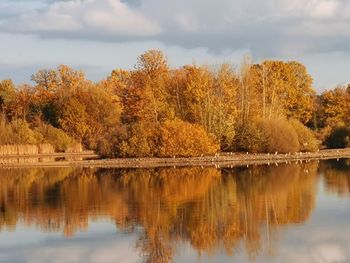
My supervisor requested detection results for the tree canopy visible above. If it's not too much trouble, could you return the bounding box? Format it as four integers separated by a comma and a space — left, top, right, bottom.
1, 49, 348, 156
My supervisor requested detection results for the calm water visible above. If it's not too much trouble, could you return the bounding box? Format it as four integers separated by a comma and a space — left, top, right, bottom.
1, 160, 350, 263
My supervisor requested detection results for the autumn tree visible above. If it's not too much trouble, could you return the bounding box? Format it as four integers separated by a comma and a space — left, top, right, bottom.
111, 50, 171, 124
283, 62, 315, 124
0, 49, 326, 155
167, 64, 238, 150
319, 86, 350, 128
239, 61, 315, 124
211, 64, 239, 149
0, 79, 16, 120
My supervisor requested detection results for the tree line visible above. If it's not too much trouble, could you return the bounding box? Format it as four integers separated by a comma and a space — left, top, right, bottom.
0, 50, 349, 157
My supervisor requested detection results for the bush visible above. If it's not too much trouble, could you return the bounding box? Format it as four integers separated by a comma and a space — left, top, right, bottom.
262, 119, 300, 153
158, 119, 219, 157
35, 124, 77, 152
234, 122, 267, 153
0, 119, 43, 145
289, 119, 319, 152
316, 126, 332, 148
96, 130, 123, 158
119, 122, 160, 157
326, 126, 350, 149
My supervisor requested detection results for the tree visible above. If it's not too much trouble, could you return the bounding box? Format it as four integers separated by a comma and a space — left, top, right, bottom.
168, 64, 239, 149
109, 50, 171, 125
58, 97, 89, 142
243, 61, 315, 124
212, 64, 239, 150
135, 50, 171, 124
319, 86, 350, 128
283, 62, 315, 124
0, 79, 16, 119
31, 69, 58, 92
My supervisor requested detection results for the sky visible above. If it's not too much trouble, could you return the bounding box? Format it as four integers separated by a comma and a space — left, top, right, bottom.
0, 0, 349, 91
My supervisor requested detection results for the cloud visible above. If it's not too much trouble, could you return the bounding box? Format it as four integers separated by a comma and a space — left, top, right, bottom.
0, 231, 141, 263
1, 0, 350, 57
1, 0, 160, 38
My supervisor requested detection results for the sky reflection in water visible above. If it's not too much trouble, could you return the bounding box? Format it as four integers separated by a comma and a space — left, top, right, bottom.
0, 159, 350, 263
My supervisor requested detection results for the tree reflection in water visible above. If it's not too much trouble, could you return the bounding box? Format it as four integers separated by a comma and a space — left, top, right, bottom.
0, 162, 323, 262
322, 159, 350, 196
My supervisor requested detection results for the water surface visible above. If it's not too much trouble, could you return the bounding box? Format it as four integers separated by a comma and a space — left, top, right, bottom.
1, 160, 350, 263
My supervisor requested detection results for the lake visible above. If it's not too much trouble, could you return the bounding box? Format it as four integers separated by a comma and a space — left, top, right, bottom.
0, 159, 350, 263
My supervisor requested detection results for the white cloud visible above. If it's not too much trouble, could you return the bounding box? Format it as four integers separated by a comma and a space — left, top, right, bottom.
308, 0, 340, 18
3, 0, 160, 37
1, 0, 350, 89
1, 0, 350, 56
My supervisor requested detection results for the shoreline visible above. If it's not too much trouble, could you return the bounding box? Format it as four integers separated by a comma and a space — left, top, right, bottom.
0, 149, 350, 169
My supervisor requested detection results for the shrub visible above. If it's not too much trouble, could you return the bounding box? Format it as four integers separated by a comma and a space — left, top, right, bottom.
316, 126, 332, 148
119, 122, 160, 157
326, 126, 350, 149
0, 119, 42, 145
35, 124, 77, 152
262, 119, 300, 153
96, 130, 122, 158
158, 119, 219, 157
234, 122, 267, 153
0, 121, 12, 144
289, 119, 319, 152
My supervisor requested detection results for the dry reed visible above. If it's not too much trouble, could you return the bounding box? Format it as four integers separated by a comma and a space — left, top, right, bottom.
0, 144, 55, 156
